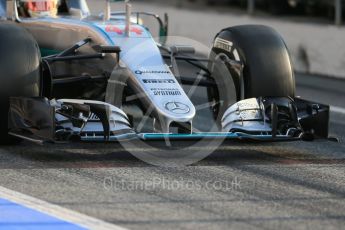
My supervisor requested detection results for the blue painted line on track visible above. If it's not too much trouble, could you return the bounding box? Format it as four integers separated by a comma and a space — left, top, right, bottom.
0, 198, 85, 230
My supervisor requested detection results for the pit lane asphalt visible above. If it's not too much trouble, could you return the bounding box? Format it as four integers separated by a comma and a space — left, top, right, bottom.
0, 73, 344, 230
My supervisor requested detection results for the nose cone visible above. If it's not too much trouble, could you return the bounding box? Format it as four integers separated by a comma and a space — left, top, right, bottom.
99, 23, 196, 131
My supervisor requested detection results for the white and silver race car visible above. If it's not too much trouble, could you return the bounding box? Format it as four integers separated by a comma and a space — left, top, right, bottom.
0, 0, 330, 144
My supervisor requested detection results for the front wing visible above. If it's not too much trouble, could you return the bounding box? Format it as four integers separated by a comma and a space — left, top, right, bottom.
7, 96, 330, 144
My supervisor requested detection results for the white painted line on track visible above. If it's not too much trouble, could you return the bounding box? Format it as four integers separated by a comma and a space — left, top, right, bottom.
0, 185, 128, 230
331, 106, 345, 115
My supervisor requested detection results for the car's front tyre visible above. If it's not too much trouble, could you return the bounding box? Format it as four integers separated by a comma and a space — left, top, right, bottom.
208, 25, 295, 122
0, 23, 41, 144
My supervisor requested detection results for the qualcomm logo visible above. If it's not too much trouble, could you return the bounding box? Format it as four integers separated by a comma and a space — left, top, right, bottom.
135, 70, 170, 75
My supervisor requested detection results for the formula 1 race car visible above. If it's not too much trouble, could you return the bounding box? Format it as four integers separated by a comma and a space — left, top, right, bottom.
0, 0, 330, 144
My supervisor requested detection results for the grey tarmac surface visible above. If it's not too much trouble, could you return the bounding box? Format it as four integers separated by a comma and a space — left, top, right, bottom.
1, 1, 345, 230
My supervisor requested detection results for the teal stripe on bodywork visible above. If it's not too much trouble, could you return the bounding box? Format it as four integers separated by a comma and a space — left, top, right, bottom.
139, 133, 300, 141
141, 133, 239, 139
40, 48, 61, 57
79, 132, 299, 142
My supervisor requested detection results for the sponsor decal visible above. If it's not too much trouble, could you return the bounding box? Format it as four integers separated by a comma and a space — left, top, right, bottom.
151, 88, 181, 96
89, 113, 99, 121
105, 25, 143, 35
135, 70, 170, 75
153, 90, 181, 96
143, 79, 175, 84
214, 37, 233, 52
164, 101, 190, 114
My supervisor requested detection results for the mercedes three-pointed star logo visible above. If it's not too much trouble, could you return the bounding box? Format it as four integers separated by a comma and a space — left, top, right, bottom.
164, 101, 190, 114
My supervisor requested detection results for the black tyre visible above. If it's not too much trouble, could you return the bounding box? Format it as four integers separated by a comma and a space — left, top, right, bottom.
0, 23, 41, 144
209, 25, 295, 120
